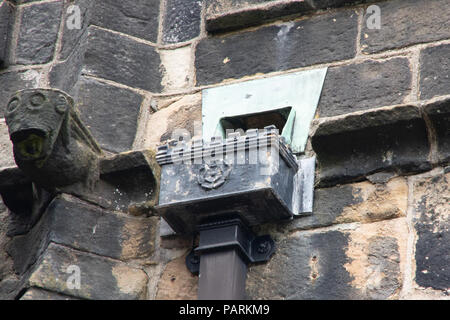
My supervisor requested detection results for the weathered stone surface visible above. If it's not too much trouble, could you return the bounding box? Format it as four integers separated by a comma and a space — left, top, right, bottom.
50, 195, 158, 261
142, 93, 202, 150
247, 218, 407, 299
207, 0, 303, 15
49, 29, 88, 94
0, 0, 13, 67
74, 77, 143, 153
423, 98, 450, 164
83, 26, 162, 92
343, 219, 408, 299
8, 194, 158, 275
91, 0, 160, 43
5, 89, 103, 204
206, 0, 313, 33
14, 1, 62, 65
156, 252, 198, 300
318, 58, 412, 117
0, 276, 23, 300
309, 0, 369, 8
0, 167, 35, 232
59, 0, 92, 61
283, 177, 407, 231
160, 46, 192, 91
311, 105, 431, 186
160, 233, 194, 249
361, 0, 450, 54
0, 198, 6, 212
247, 230, 356, 299
196, 9, 358, 85
8, 0, 39, 4
419, 43, 450, 100
28, 243, 148, 300
7, 201, 51, 275
0, 119, 14, 169
163, 0, 202, 43
411, 171, 449, 292
20, 287, 78, 300
205, 0, 370, 32
0, 69, 41, 115
0, 202, 14, 286
100, 149, 161, 215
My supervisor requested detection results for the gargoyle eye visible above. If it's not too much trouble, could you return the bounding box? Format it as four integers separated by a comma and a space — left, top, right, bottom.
30, 93, 45, 107
7, 97, 20, 113
55, 95, 68, 114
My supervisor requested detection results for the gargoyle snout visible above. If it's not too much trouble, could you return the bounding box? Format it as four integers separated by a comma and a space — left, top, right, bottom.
10, 128, 48, 160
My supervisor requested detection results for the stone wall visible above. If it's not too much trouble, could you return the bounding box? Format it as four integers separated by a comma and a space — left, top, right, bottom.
0, 0, 449, 299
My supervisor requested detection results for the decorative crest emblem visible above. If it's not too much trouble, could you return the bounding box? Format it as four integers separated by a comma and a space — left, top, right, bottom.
197, 160, 232, 190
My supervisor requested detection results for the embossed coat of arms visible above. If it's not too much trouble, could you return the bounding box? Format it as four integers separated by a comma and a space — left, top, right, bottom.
197, 160, 232, 190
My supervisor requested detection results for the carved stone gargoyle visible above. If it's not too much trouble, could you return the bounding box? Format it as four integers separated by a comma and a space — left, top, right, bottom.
4, 88, 103, 199
2, 88, 160, 224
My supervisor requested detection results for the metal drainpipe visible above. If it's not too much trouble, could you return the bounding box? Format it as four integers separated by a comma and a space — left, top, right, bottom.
156, 128, 316, 300
187, 216, 275, 300
198, 248, 247, 300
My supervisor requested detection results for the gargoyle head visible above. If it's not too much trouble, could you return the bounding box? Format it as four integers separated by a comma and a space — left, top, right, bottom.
4, 88, 102, 194
5, 89, 73, 167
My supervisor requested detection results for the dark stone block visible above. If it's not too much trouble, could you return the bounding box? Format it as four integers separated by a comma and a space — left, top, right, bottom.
0, 69, 41, 115
73, 77, 143, 153
49, 29, 88, 94
59, 0, 92, 61
99, 150, 160, 214
28, 243, 148, 300
413, 172, 449, 291
20, 287, 78, 300
0, 277, 23, 300
0, 167, 51, 237
282, 184, 361, 231
163, 0, 202, 43
204, 0, 371, 32
14, 1, 62, 65
196, 9, 358, 85
0, 196, 5, 212
46, 196, 123, 259
309, 0, 369, 8
247, 230, 359, 299
48, 195, 158, 260
0, 1, 13, 68
207, 0, 280, 14
366, 171, 397, 184
366, 236, 401, 299
282, 175, 407, 231
7, 203, 53, 274
7, 193, 158, 275
361, 0, 450, 54
423, 98, 450, 164
420, 43, 450, 100
0, 151, 159, 220
8, 0, 40, 4
318, 58, 412, 117
205, 0, 313, 33
312, 105, 431, 186
91, 0, 160, 43
83, 27, 162, 92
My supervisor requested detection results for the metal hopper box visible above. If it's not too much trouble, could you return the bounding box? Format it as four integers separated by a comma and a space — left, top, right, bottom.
156, 127, 314, 235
